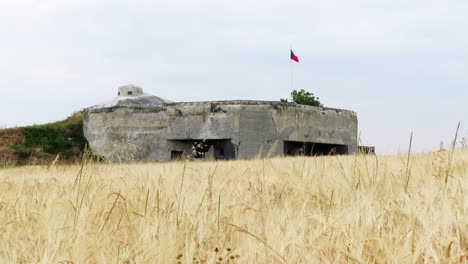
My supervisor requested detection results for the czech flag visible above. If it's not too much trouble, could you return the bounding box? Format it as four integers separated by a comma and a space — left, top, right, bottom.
290, 49, 299, 62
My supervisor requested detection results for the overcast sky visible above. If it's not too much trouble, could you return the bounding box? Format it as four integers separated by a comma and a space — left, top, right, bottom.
1, 0, 467, 154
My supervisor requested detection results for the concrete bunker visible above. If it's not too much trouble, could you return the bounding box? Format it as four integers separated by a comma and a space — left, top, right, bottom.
83, 85, 359, 162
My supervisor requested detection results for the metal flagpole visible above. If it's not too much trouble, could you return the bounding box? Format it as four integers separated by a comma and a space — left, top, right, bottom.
290, 58, 294, 91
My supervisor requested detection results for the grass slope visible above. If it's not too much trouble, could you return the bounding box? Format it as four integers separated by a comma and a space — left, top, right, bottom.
0, 113, 87, 166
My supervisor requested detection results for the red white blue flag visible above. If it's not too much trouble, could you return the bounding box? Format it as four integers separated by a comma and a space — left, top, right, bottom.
290, 49, 299, 62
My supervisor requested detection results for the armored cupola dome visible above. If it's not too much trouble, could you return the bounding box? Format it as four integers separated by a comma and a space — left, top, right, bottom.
118, 85, 143, 97
87, 84, 172, 109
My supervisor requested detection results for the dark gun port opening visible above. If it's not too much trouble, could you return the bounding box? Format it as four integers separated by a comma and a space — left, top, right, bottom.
283, 140, 348, 156
169, 139, 235, 160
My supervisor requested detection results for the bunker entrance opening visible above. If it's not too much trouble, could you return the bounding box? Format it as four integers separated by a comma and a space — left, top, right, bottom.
169, 139, 235, 160
283, 141, 348, 156
170, 150, 183, 160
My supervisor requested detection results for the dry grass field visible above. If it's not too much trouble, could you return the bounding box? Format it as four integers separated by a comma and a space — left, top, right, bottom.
0, 151, 467, 263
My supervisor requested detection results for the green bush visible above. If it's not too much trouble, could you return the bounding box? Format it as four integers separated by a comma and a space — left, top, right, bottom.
281, 89, 323, 107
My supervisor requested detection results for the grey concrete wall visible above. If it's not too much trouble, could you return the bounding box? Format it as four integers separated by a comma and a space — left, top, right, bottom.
274, 105, 358, 145
83, 107, 171, 162
83, 101, 357, 162
166, 106, 236, 140
237, 109, 278, 158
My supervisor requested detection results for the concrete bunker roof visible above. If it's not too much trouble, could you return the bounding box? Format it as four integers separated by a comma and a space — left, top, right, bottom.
86, 99, 354, 115
84, 85, 355, 115
168, 100, 354, 113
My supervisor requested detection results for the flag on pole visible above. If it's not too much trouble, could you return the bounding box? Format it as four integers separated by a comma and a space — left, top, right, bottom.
290, 49, 299, 62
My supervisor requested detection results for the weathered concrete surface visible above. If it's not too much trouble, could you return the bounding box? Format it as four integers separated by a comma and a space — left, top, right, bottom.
83, 94, 358, 162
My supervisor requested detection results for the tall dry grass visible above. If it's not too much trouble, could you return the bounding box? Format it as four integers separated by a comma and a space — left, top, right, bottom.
0, 151, 467, 263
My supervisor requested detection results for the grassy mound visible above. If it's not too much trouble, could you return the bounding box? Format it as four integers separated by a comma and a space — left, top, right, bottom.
0, 113, 87, 166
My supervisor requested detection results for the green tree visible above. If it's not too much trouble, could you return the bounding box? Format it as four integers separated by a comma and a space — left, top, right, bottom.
282, 89, 323, 107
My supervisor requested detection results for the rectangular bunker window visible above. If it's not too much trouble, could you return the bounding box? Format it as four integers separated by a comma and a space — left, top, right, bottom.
212, 140, 235, 160
127, 91, 133, 95
171, 151, 183, 160
168, 139, 235, 160
283, 141, 348, 156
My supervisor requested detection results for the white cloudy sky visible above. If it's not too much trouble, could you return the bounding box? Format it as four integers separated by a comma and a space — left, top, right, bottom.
1, 0, 467, 154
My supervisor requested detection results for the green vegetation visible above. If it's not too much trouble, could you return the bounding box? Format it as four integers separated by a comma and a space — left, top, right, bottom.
12, 112, 88, 161
281, 89, 323, 107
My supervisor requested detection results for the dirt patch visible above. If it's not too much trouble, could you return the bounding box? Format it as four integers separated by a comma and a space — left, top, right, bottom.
0, 128, 25, 147
0, 128, 24, 166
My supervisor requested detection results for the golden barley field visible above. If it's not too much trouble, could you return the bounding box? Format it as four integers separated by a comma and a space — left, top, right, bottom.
0, 151, 467, 263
